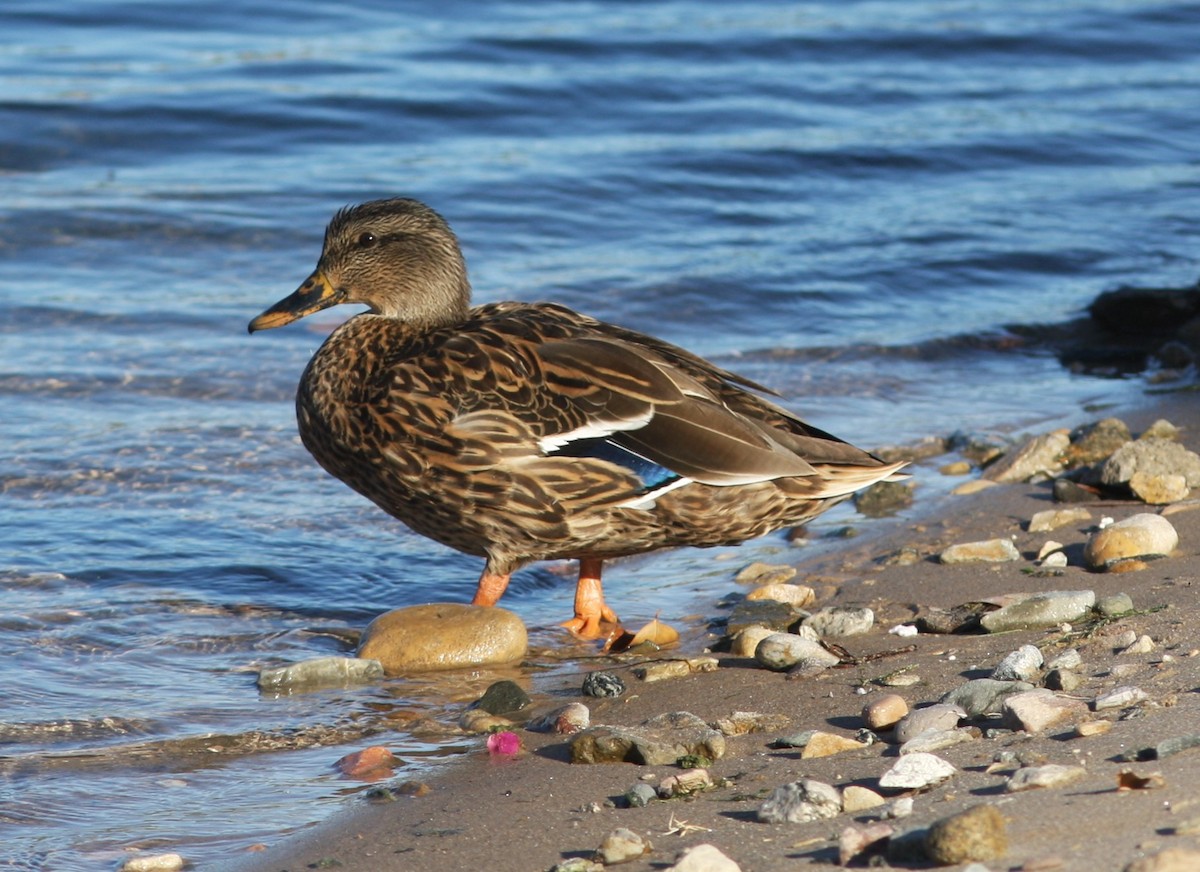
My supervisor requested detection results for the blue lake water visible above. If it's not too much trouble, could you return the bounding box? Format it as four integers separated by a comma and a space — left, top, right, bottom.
2, 1, 1198, 867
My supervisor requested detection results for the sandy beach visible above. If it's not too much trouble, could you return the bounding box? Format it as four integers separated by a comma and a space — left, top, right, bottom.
214, 389, 1200, 872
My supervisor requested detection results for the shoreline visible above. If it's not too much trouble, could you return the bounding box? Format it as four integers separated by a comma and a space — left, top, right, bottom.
215, 389, 1200, 872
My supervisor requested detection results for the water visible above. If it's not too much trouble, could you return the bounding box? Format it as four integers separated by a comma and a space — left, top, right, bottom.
2, 1, 1198, 866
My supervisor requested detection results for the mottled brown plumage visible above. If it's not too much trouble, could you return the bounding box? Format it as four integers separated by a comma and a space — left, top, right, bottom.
250, 198, 906, 638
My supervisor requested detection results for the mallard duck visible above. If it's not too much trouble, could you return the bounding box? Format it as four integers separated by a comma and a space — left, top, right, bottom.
249, 198, 907, 638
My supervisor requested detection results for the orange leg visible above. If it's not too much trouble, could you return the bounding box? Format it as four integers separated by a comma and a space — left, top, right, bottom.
560, 557, 620, 639
471, 569, 511, 607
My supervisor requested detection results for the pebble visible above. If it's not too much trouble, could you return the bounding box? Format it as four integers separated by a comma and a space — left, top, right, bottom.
1054, 478, 1103, 503
1124, 848, 1200, 872
458, 709, 513, 733
1143, 733, 1200, 760
1084, 513, 1179, 570
334, 745, 401, 780
725, 599, 805, 635
735, 562, 797, 585
754, 633, 840, 673
570, 711, 725, 765
841, 785, 887, 812
862, 693, 909, 730
771, 729, 816, 749
1130, 470, 1190, 504
1047, 648, 1083, 670
854, 479, 915, 516
1039, 551, 1069, 569
257, 656, 384, 693
940, 461, 972, 475
1036, 540, 1065, 560
953, 479, 1000, 495
878, 752, 957, 790
982, 430, 1069, 483
625, 782, 658, 808
1067, 418, 1132, 465
474, 679, 531, 715
991, 645, 1044, 682
527, 702, 590, 734
894, 704, 965, 744
939, 538, 1020, 564
636, 661, 691, 682
1002, 690, 1089, 734
712, 711, 791, 736
745, 583, 815, 609
120, 855, 185, 872
1093, 686, 1149, 711
1119, 634, 1155, 656
801, 731, 870, 759
597, 827, 652, 865
839, 822, 895, 866
730, 625, 775, 657
657, 768, 713, 798
756, 778, 843, 823
665, 844, 742, 872
1096, 592, 1135, 616
941, 679, 1035, 717
979, 590, 1096, 633
1043, 669, 1083, 692
900, 727, 978, 756
357, 603, 527, 673
1101, 437, 1200, 489
1005, 763, 1088, 792
582, 671, 626, 698
924, 804, 1008, 864
802, 606, 874, 637
552, 859, 604, 872
1028, 507, 1093, 533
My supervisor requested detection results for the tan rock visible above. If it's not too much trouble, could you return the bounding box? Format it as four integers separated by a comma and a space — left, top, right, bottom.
1084, 513, 1179, 570
1130, 470, 1190, 504
358, 603, 526, 673
1124, 848, 1200, 872
862, 693, 909, 730
939, 538, 1020, 564
746, 582, 815, 609
841, 785, 886, 812
801, 731, 869, 759
952, 479, 1000, 495
1028, 507, 1093, 533
924, 804, 1007, 864
982, 430, 1069, 483
730, 625, 775, 657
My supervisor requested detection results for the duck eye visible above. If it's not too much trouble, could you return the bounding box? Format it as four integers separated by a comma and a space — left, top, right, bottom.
357, 232, 377, 248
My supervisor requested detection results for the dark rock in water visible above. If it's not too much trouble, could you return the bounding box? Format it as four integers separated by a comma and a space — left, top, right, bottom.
854, 480, 914, 517
474, 679, 531, 715
1089, 280, 1200, 336
582, 671, 626, 698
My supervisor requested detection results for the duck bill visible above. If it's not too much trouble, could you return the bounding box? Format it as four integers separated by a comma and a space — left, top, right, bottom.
248, 270, 344, 333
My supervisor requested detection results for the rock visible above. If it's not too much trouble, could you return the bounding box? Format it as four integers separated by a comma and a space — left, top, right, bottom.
915, 603, 989, 634
1144, 734, 1200, 760
1005, 763, 1088, 792
1084, 513, 1178, 570
1124, 848, 1200, 872
357, 603, 526, 673
1028, 507, 1093, 533
1119, 634, 1155, 656
878, 752, 956, 790
527, 702, 590, 734
1043, 669, 1083, 692
894, 704, 965, 744
991, 645, 1044, 682
1093, 686, 1149, 711
636, 661, 691, 682
940, 461, 972, 475
1067, 418, 1132, 466
745, 583, 815, 609
941, 679, 1035, 717
801, 731, 870, 759
939, 538, 1020, 564
1141, 419, 1180, 441
979, 590, 1096, 633
735, 562, 797, 585
257, 656, 384, 693
597, 827, 652, 865
730, 625, 775, 657
950, 430, 1011, 465
1076, 720, 1113, 737
770, 730, 816, 750
900, 727, 978, 756
842, 785, 887, 812
924, 805, 1007, 864
1130, 470, 1190, 504
335, 745, 401, 780
754, 633, 840, 672
854, 479, 914, 516
459, 709, 512, 733
838, 822, 895, 866
802, 606, 874, 637
1096, 592, 1135, 616
1101, 438, 1200, 489
1001, 690, 1088, 733
726, 599, 805, 635
982, 430, 1069, 482
953, 479, 1000, 495
120, 855, 185, 872
1037, 540, 1065, 560
1040, 551, 1069, 568
624, 782, 658, 808
756, 778, 842, 823
1054, 478, 1104, 503
552, 859, 604, 872
582, 671, 626, 698
1047, 648, 1083, 670
474, 679, 530, 715
570, 711, 725, 765
863, 694, 909, 730
712, 711, 791, 736
657, 768, 713, 798
666, 844, 742, 872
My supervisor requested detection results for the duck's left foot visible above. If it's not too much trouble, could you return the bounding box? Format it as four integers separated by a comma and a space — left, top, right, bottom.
562, 557, 620, 640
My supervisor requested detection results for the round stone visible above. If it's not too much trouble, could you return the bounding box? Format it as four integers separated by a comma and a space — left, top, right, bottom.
1083, 513, 1178, 570
357, 603, 526, 673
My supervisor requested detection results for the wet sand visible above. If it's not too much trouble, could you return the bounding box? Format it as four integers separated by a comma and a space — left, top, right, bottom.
218, 393, 1200, 872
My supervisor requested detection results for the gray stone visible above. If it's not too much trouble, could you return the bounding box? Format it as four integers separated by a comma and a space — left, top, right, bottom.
1001, 689, 1088, 733
582, 671, 626, 698
357, 603, 527, 673
982, 430, 1070, 483
855, 480, 914, 517
1093, 685, 1149, 711
900, 728, 978, 756
1043, 669, 1083, 692
1047, 648, 1083, 670
802, 606, 875, 638
1028, 507, 1093, 533
1101, 438, 1200, 489
257, 656, 383, 693
726, 599, 805, 635
1150, 733, 1200, 760
940, 538, 1020, 564
624, 782, 658, 808
879, 752, 957, 789
941, 679, 1036, 717
754, 633, 840, 672
979, 590, 1096, 633
991, 645, 1044, 682
894, 704, 965, 744
570, 711, 725, 765
1005, 763, 1088, 792
597, 827, 651, 865
1096, 593, 1135, 616
1084, 514, 1178, 570
756, 778, 842, 823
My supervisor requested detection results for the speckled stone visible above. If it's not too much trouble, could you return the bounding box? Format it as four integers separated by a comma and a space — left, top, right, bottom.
357, 603, 526, 673
924, 805, 1007, 864
1084, 513, 1178, 570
